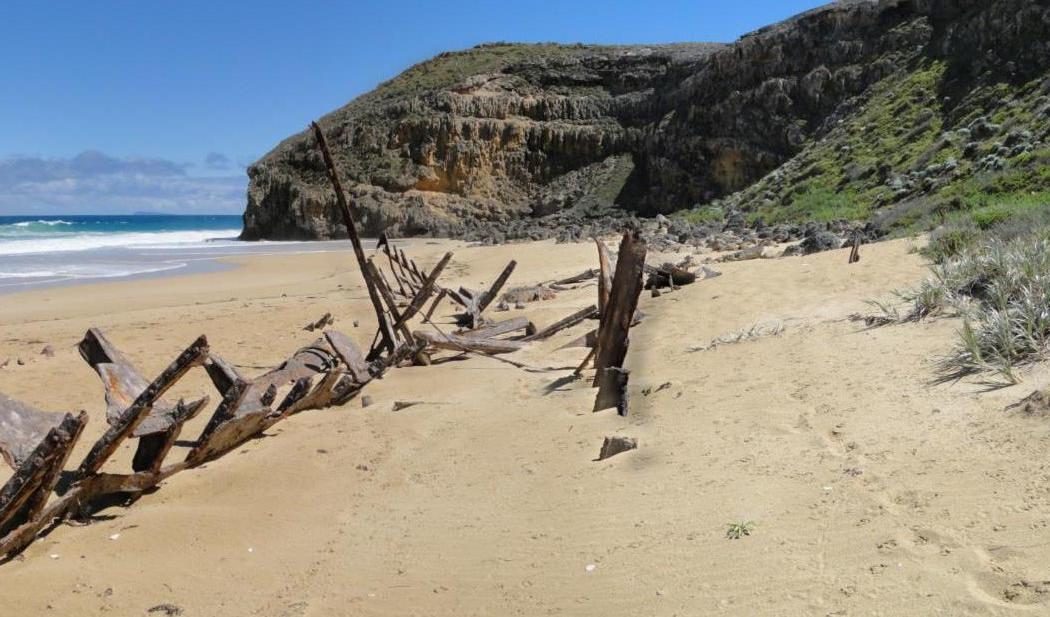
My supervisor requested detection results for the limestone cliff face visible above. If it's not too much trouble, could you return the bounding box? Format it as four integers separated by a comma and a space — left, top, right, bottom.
242, 0, 1050, 240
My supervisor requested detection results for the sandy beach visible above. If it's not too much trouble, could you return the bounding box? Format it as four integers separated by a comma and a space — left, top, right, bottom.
2, 237, 1049, 615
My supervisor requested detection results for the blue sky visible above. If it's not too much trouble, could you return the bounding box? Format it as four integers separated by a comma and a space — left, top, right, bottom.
0, 0, 824, 214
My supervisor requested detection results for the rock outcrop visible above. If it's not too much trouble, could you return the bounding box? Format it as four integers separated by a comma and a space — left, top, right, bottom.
242, 0, 1050, 241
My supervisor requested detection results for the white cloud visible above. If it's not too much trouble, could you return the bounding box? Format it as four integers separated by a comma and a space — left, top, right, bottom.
0, 151, 247, 214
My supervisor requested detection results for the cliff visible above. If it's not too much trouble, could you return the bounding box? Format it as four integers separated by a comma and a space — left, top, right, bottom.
242, 0, 1050, 241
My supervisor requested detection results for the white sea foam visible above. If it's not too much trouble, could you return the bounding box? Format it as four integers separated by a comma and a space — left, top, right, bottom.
0, 229, 236, 255
0, 263, 188, 280
8, 219, 74, 228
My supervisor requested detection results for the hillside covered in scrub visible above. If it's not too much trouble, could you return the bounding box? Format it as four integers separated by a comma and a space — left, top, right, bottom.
242, 0, 1050, 241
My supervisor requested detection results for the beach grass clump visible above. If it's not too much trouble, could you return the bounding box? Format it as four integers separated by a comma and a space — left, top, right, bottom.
875, 232, 1050, 383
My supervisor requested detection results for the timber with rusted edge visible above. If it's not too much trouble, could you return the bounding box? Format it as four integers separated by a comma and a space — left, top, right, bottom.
461, 317, 535, 340
76, 335, 210, 479
311, 121, 397, 359
0, 409, 87, 536
78, 328, 211, 472
595, 238, 614, 316
414, 330, 526, 355
592, 231, 647, 405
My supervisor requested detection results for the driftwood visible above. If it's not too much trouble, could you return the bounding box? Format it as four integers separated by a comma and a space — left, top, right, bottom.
413, 330, 526, 355
524, 305, 599, 342
461, 317, 535, 339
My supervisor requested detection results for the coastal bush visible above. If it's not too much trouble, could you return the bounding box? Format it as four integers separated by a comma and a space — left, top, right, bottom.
877, 233, 1050, 383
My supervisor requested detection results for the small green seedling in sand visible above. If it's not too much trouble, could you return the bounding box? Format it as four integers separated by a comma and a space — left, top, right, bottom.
725, 521, 754, 540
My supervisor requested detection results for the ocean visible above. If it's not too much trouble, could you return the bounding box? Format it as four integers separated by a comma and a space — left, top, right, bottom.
0, 214, 352, 292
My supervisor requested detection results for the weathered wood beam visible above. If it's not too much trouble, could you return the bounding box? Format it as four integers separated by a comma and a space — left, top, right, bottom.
595, 238, 614, 316
132, 399, 208, 474
366, 259, 415, 346
76, 335, 209, 479
392, 251, 453, 331
478, 260, 517, 315
523, 305, 599, 342
423, 289, 447, 322
593, 367, 630, 416
324, 330, 372, 384
311, 121, 397, 357
414, 330, 526, 355
461, 317, 534, 339
0, 410, 87, 535
592, 231, 646, 388
79, 328, 209, 437
0, 394, 70, 470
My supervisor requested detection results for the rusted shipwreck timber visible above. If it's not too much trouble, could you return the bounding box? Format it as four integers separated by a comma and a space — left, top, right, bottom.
0, 122, 713, 560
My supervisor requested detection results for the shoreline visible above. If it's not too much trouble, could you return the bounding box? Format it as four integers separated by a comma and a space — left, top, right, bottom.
0, 238, 384, 296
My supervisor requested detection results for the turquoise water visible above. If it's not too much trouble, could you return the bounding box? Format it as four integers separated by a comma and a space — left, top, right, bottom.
0, 214, 355, 292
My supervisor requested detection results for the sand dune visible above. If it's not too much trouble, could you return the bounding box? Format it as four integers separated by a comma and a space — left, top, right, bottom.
1, 237, 1049, 615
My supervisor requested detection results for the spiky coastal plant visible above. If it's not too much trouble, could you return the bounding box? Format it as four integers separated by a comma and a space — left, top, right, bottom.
874, 232, 1050, 384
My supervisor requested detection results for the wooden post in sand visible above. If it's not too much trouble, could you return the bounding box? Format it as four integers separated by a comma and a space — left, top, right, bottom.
593, 231, 646, 414
310, 121, 397, 359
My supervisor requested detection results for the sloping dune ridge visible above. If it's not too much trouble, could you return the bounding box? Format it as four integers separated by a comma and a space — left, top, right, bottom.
1, 237, 1049, 615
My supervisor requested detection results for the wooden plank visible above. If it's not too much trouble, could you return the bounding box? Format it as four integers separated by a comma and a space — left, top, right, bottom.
413, 330, 526, 355
461, 317, 534, 339
324, 330, 372, 383
523, 305, 599, 342
592, 231, 646, 387
595, 238, 614, 316
0, 411, 87, 535
76, 335, 209, 479
311, 121, 397, 357
478, 261, 517, 315
0, 394, 68, 470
